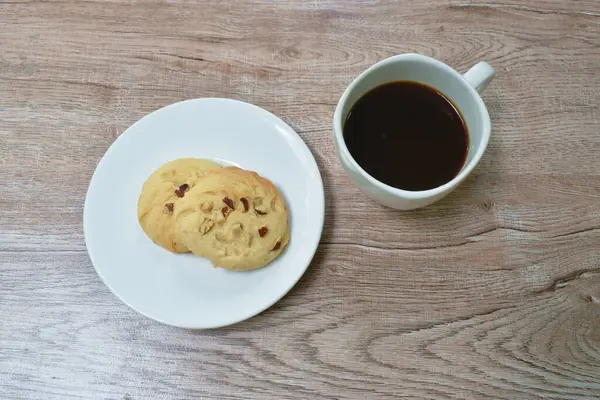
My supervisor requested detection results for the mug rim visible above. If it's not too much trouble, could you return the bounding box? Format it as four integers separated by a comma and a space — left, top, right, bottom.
333, 53, 491, 200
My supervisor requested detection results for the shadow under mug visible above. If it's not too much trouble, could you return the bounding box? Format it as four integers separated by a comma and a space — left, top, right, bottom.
333, 53, 495, 210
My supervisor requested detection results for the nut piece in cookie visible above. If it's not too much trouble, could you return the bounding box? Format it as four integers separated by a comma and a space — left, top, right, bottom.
174, 183, 189, 198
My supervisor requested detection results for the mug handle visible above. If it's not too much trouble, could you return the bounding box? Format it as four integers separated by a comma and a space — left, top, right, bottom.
463, 62, 495, 94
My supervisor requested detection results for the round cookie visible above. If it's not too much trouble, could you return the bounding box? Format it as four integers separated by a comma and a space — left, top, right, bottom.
137, 158, 221, 253
174, 167, 289, 270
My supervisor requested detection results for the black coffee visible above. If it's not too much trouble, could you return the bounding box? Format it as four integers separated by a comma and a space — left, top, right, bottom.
343, 81, 468, 191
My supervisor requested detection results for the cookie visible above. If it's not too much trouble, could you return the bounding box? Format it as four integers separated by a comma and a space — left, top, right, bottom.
137, 158, 221, 253
174, 167, 289, 270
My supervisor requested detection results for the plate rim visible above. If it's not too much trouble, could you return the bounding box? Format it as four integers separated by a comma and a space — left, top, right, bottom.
83, 97, 325, 329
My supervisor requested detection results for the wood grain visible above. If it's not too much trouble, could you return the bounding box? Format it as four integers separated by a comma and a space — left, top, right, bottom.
1, 0, 600, 399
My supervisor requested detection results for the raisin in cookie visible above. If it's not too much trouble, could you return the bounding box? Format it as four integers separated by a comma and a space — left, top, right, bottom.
174, 167, 289, 270
137, 158, 221, 253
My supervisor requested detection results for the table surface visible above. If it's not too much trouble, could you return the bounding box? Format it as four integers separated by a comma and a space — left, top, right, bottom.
2, 0, 600, 399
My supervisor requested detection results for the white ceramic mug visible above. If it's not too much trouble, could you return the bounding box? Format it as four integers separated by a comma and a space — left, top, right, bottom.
333, 54, 495, 210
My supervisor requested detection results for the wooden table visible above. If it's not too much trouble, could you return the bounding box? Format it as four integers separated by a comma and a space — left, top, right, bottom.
2, 1, 600, 399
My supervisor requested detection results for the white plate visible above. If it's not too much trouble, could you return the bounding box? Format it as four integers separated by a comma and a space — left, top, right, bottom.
84, 98, 324, 329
